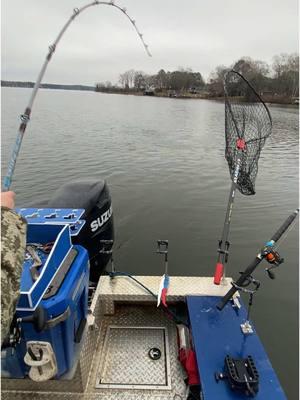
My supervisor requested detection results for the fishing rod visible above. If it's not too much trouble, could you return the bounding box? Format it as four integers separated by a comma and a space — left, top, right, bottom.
2, 0, 151, 192
213, 70, 272, 284
216, 208, 299, 311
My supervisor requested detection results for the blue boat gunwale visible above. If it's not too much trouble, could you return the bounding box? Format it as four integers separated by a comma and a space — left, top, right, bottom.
187, 295, 287, 400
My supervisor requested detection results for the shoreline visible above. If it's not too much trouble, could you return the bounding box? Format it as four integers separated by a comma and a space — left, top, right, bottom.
95, 89, 299, 106
2, 84, 298, 106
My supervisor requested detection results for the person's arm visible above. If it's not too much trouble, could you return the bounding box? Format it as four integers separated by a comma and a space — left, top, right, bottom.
1, 192, 27, 341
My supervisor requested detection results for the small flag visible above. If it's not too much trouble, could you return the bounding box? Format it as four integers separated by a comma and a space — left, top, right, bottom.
157, 274, 170, 307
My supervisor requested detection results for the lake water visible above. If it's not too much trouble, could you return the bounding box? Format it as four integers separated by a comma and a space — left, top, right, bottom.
1, 87, 299, 398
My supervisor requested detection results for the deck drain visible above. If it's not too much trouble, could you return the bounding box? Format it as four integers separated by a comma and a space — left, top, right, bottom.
148, 347, 161, 360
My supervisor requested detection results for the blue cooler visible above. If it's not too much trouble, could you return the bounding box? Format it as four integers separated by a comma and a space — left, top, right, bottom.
1, 209, 89, 380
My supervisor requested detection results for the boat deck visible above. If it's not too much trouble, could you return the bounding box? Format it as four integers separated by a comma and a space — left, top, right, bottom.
1, 275, 231, 400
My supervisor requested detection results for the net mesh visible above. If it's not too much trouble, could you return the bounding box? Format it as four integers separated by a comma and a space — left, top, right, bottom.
224, 70, 272, 195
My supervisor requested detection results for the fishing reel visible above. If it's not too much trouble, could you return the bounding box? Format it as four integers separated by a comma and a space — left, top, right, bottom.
263, 247, 284, 280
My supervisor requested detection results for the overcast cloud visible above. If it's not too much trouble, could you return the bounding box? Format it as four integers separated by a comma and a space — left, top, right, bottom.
1, 0, 299, 85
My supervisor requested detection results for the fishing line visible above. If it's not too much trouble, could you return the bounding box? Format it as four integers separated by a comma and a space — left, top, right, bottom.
3, 1, 151, 191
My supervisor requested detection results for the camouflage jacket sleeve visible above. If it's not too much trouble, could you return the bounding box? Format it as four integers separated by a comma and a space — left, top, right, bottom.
1, 207, 27, 341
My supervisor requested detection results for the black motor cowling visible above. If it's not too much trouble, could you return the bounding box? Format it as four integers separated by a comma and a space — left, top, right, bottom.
48, 180, 114, 282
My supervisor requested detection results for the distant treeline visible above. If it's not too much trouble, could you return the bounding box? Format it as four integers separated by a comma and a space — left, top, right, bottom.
1, 81, 94, 91
3, 53, 298, 103
95, 53, 299, 103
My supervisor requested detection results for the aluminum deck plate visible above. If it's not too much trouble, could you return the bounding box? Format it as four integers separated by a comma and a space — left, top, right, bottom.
89, 304, 187, 399
2, 304, 187, 400
2, 276, 234, 400
98, 275, 232, 300
97, 326, 171, 390
97, 275, 232, 314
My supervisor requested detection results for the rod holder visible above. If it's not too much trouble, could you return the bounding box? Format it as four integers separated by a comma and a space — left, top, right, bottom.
232, 275, 260, 336
156, 240, 168, 275
100, 240, 115, 273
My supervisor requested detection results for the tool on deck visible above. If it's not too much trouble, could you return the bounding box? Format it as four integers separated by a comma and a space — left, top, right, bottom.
217, 208, 299, 311
213, 70, 272, 285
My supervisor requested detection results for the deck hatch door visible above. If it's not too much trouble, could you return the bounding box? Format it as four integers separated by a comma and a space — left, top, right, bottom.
96, 326, 171, 390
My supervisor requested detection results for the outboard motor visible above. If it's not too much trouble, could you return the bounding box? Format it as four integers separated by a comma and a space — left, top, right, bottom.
48, 180, 114, 282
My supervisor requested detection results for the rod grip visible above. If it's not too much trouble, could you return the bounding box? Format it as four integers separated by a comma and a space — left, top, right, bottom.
216, 285, 237, 311
214, 263, 224, 285
271, 210, 299, 243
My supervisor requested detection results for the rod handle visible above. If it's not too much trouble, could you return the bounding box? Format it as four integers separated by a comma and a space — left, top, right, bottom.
271, 209, 299, 243
214, 263, 224, 285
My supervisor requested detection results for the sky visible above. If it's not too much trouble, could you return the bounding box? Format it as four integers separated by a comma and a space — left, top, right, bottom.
1, 0, 299, 85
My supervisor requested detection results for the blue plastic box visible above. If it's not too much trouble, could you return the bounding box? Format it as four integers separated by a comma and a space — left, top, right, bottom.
2, 219, 89, 379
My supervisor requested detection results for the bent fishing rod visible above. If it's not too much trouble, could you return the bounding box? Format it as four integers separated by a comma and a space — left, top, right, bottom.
213, 70, 272, 284
2, 1, 151, 192
216, 208, 299, 311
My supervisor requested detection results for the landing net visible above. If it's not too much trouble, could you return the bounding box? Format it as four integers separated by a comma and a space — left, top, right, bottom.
224, 71, 272, 195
